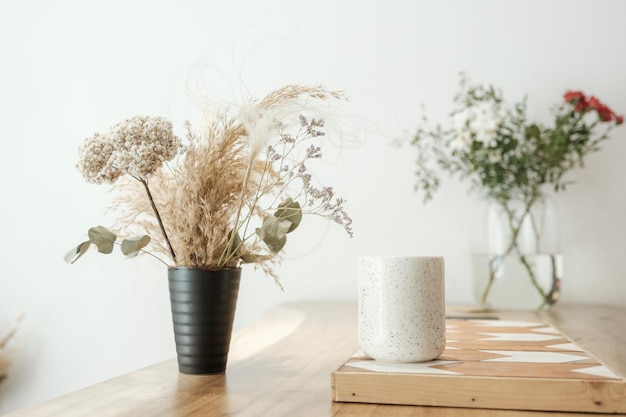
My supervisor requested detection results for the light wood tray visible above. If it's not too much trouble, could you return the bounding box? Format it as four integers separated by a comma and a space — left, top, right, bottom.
332, 318, 626, 414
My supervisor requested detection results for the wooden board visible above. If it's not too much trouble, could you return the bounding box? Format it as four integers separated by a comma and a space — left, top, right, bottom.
331, 318, 626, 414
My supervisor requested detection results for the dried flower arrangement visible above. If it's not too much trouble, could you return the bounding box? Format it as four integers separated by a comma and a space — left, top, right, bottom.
65, 85, 353, 284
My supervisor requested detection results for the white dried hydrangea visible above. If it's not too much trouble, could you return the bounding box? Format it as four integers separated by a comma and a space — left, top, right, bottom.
77, 132, 119, 184
77, 116, 181, 184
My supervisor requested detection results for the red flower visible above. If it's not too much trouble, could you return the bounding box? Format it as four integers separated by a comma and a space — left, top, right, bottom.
589, 96, 617, 122
564, 90, 589, 112
564, 91, 585, 102
565, 91, 622, 124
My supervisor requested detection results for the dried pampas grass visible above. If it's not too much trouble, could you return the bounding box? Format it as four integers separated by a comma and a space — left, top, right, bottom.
110, 84, 351, 280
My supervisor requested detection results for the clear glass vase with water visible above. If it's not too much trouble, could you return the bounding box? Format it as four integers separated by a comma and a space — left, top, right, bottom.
471, 193, 562, 310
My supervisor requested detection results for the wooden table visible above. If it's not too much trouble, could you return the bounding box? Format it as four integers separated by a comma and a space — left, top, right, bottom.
7, 302, 626, 417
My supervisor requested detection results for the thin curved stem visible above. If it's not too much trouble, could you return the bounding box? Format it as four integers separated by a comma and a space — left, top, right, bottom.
515, 248, 548, 308
136, 176, 177, 263
482, 199, 533, 305
543, 254, 561, 307
113, 242, 170, 267
481, 194, 548, 306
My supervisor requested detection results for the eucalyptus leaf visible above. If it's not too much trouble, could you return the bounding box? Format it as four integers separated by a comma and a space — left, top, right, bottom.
256, 215, 291, 253
121, 235, 151, 257
241, 253, 274, 263
88, 226, 117, 254
63, 240, 92, 264
274, 198, 302, 233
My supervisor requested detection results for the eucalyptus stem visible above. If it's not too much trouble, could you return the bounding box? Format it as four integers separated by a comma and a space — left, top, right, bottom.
114, 241, 169, 267
137, 176, 177, 263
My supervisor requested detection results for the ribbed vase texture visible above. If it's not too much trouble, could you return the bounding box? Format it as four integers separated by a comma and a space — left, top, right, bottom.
168, 267, 241, 374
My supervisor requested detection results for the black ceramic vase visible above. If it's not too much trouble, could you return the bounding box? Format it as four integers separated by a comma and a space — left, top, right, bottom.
168, 267, 241, 374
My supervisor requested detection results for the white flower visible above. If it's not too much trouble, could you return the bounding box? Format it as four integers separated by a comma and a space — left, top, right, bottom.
77, 116, 181, 184
449, 132, 472, 151
452, 109, 471, 133
469, 101, 503, 147
488, 149, 502, 163
77, 132, 120, 184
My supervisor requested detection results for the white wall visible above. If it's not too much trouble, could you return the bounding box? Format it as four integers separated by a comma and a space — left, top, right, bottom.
1, 0, 625, 414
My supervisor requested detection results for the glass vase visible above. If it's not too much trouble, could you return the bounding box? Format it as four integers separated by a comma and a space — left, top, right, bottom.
471, 193, 562, 310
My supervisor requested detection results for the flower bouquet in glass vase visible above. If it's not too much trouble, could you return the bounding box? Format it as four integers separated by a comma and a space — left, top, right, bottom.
411, 75, 622, 310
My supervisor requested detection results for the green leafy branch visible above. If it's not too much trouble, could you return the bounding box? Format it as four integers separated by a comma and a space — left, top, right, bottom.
64, 226, 154, 264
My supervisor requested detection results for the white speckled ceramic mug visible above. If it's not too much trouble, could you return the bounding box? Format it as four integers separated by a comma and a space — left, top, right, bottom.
358, 256, 446, 362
